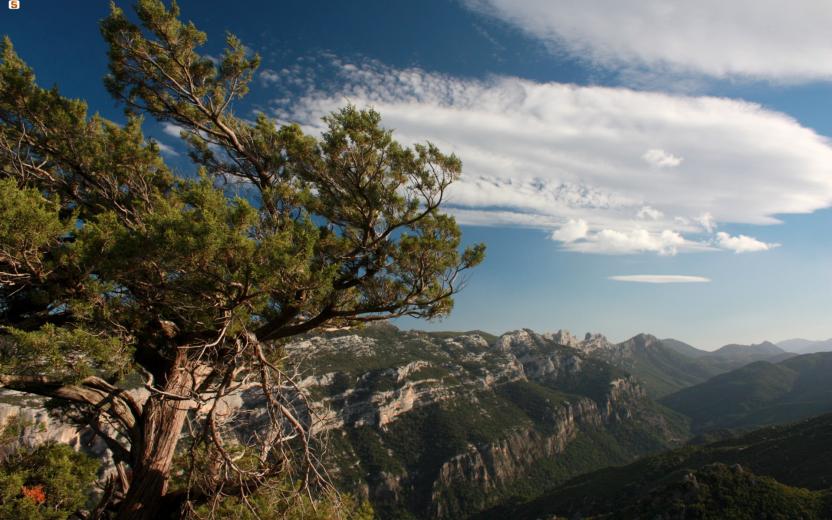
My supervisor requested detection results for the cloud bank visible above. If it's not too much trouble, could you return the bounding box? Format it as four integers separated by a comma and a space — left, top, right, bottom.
464, 0, 832, 81
269, 59, 832, 254
609, 275, 711, 284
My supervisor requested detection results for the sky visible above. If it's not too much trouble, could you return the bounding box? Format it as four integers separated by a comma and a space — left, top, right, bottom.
4, 0, 832, 348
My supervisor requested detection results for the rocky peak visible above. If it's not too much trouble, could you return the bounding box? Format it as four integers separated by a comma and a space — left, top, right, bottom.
547, 329, 580, 348
494, 329, 541, 353
581, 332, 611, 352
620, 333, 660, 350
545, 329, 611, 353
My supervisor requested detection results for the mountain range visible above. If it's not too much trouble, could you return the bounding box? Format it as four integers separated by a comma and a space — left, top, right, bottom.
285, 325, 829, 517
2, 323, 830, 519
778, 337, 832, 354
549, 330, 792, 398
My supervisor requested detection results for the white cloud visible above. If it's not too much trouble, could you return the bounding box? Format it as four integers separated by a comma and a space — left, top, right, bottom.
259, 68, 280, 85
568, 228, 694, 256
551, 219, 588, 242
609, 275, 711, 284
637, 205, 663, 220
162, 122, 186, 138
715, 232, 779, 253
697, 212, 717, 233
269, 60, 832, 254
154, 141, 179, 156
643, 148, 682, 168
463, 0, 832, 81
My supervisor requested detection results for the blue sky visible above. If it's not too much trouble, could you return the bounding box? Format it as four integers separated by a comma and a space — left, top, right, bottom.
4, 0, 832, 348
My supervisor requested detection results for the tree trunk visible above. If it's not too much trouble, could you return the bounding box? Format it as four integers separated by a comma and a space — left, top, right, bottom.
117, 351, 194, 520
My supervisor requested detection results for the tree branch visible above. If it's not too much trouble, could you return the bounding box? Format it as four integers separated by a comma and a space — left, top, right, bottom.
0, 374, 141, 447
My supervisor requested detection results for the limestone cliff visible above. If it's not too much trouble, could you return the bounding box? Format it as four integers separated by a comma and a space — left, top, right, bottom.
283, 325, 688, 518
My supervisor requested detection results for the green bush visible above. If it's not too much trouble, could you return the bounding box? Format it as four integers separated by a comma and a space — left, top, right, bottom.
0, 442, 98, 520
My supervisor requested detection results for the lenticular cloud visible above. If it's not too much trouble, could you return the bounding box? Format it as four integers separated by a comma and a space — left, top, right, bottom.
270, 59, 831, 254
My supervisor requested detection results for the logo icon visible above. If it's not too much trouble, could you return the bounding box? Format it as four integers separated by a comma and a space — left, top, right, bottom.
8, 0, 20, 9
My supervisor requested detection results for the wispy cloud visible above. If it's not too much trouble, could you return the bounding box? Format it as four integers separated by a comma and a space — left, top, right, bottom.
153, 141, 179, 157
266, 58, 832, 254
609, 275, 711, 284
259, 68, 281, 85
463, 0, 832, 82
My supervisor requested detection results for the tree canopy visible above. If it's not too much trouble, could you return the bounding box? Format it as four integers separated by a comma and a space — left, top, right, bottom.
0, 0, 483, 518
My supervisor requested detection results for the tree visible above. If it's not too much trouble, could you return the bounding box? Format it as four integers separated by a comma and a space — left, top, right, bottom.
0, 1, 484, 518
0, 442, 99, 520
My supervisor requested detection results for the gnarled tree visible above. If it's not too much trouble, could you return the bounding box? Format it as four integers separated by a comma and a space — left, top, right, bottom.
0, 1, 484, 518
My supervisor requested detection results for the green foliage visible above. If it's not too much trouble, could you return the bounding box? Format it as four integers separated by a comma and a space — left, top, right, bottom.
0, 443, 98, 520
495, 381, 570, 432
1, 324, 131, 381
0, 178, 69, 277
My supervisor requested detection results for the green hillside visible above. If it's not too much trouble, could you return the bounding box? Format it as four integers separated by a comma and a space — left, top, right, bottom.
483, 412, 832, 519
660, 338, 709, 358
662, 352, 832, 432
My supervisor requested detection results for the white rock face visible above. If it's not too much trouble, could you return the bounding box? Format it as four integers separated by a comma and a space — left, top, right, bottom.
545, 329, 580, 348
543, 328, 613, 353
0, 391, 113, 467
581, 332, 613, 352
286, 334, 377, 358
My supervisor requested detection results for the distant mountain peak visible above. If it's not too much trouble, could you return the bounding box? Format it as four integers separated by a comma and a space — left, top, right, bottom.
544, 329, 610, 353
714, 341, 785, 357
618, 333, 661, 350
777, 337, 832, 355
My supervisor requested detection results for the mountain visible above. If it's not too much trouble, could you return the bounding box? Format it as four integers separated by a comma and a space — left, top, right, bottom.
585, 334, 721, 398
660, 338, 709, 358
482, 412, 832, 519
779, 337, 832, 354
557, 333, 790, 399
709, 340, 790, 362
661, 352, 832, 432
281, 324, 688, 519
